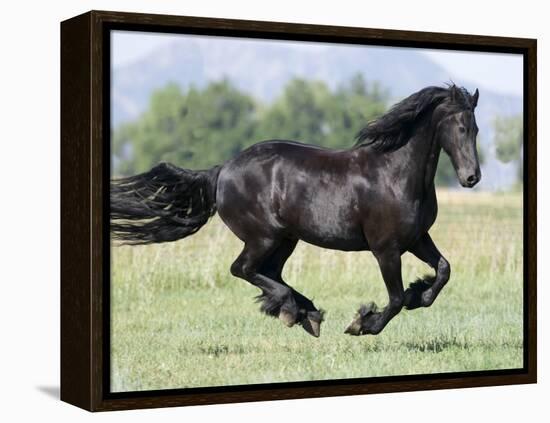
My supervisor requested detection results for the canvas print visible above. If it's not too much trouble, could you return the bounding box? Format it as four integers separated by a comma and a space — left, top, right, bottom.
109, 30, 524, 393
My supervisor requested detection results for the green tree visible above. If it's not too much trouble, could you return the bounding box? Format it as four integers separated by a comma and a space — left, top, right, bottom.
494, 114, 523, 182
321, 75, 387, 149
253, 78, 329, 143
112, 80, 256, 176
253, 74, 387, 149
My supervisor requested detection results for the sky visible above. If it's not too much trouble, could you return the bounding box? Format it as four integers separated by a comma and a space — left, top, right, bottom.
423, 50, 523, 96
111, 31, 523, 97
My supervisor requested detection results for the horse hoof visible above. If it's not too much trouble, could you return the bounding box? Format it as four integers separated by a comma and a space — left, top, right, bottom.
344, 302, 377, 336
279, 309, 296, 327
302, 317, 321, 338
344, 316, 362, 336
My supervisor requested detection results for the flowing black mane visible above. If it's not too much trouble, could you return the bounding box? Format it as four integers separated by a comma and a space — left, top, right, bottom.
355, 84, 477, 152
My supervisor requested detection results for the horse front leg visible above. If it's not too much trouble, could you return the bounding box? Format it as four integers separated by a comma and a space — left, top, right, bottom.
345, 249, 404, 336
405, 233, 450, 310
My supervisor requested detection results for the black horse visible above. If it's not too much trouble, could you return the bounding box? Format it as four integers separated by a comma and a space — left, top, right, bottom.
111, 84, 481, 338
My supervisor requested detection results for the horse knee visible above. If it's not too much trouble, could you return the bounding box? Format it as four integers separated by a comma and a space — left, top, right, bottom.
438, 258, 451, 282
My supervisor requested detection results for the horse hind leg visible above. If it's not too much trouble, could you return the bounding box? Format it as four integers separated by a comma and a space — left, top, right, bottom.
260, 238, 324, 337
231, 238, 319, 335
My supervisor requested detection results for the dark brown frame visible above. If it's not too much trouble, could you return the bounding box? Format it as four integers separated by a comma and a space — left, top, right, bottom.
61, 10, 537, 412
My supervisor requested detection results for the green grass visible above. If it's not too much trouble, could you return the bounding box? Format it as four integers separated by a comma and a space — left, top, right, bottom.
110, 190, 523, 392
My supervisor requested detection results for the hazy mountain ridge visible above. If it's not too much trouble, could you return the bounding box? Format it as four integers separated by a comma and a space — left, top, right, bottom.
112, 37, 522, 189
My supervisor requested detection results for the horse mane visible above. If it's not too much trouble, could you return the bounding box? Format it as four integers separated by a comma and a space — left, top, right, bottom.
355, 84, 476, 152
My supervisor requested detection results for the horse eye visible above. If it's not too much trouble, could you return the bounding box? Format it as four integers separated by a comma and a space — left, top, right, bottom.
458, 126, 466, 134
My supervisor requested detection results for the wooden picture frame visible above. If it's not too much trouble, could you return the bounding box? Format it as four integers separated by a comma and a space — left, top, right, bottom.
61, 10, 537, 412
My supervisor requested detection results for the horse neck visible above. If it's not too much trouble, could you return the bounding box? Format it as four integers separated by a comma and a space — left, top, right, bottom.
377, 115, 441, 196
420, 118, 442, 192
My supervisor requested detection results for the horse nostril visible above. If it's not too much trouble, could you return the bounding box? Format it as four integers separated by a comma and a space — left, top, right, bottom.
467, 174, 477, 184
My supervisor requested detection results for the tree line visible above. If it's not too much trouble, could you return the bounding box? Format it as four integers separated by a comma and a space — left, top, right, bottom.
112, 75, 521, 186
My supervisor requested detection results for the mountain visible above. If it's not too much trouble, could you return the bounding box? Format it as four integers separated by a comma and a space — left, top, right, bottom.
111, 36, 522, 190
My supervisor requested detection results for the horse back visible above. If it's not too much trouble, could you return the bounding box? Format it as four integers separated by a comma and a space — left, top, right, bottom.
216, 140, 369, 250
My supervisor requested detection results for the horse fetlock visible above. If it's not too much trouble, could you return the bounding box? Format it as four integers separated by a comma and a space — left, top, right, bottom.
438, 258, 451, 281
404, 276, 434, 310
344, 302, 378, 336
279, 308, 298, 327
404, 288, 422, 310
257, 291, 292, 318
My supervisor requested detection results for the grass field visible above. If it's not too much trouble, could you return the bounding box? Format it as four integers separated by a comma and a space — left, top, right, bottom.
110, 190, 523, 392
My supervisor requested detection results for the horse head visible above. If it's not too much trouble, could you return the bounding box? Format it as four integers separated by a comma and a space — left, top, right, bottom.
435, 86, 481, 188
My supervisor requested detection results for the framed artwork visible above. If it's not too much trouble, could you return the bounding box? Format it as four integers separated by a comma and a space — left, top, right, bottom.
60, 10, 537, 411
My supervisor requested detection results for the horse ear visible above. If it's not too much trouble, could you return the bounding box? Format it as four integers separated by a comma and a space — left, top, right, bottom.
472, 88, 479, 108
450, 85, 460, 103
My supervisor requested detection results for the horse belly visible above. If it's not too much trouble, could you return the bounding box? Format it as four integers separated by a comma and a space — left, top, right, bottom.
281, 200, 369, 251
298, 229, 369, 251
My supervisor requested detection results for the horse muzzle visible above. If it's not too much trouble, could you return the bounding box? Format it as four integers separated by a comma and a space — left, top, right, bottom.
458, 169, 481, 188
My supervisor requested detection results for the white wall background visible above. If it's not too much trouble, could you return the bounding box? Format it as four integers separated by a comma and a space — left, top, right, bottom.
0, 0, 545, 421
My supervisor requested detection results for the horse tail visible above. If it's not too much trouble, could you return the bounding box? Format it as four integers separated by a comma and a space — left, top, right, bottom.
110, 162, 221, 245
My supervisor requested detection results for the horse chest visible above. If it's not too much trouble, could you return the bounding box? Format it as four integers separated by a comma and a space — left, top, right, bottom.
408, 201, 435, 235
396, 197, 438, 245
357, 194, 436, 251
